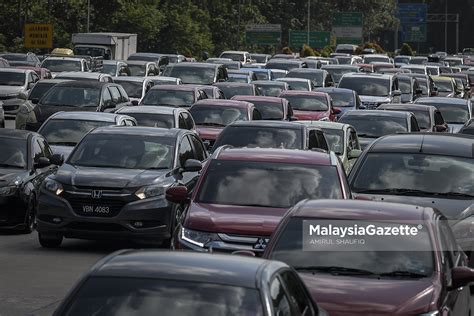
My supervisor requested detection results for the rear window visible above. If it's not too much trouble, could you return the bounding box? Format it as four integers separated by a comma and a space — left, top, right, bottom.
282, 95, 328, 111
339, 115, 408, 137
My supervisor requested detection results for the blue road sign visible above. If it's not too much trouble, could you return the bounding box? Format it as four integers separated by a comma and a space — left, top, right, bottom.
398, 3, 427, 24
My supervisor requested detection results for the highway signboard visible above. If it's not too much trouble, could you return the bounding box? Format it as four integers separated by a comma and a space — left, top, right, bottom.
24, 23, 53, 49
289, 31, 331, 49
245, 24, 281, 45
332, 12, 363, 44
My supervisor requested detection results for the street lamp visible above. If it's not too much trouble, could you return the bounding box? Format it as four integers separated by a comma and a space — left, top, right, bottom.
307, 0, 310, 45
87, 0, 90, 33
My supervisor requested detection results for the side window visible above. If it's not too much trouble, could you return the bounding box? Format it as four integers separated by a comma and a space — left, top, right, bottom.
117, 86, 130, 102
190, 135, 207, 161
349, 128, 360, 150
109, 86, 121, 103
32, 138, 44, 162
317, 131, 329, 151
308, 130, 319, 149
252, 109, 262, 120
410, 116, 420, 132
178, 136, 194, 166
182, 112, 194, 130
101, 88, 113, 106
178, 114, 187, 129
434, 111, 445, 125
270, 277, 292, 316
280, 271, 314, 316
218, 90, 225, 99
439, 219, 459, 265
28, 73, 35, 83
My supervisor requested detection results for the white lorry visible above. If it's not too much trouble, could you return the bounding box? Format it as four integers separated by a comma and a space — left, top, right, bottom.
72, 33, 137, 60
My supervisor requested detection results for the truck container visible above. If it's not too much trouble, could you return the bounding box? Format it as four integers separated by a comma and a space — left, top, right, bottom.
72, 33, 137, 60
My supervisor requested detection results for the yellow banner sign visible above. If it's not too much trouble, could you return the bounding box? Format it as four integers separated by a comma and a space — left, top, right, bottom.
24, 24, 53, 48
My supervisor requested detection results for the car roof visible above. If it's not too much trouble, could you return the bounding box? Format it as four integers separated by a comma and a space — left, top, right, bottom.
369, 133, 474, 158
48, 111, 123, 122
280, 90, 327, 97
290, 199, 432, 221
341, 72, 392, 79
0, 128, 35, 140
213, 82, 254, 88
171, 62, 218, 69
0, 68, 29, 74
297, 120, 349, 130
43, 56, 84, 61
34, 79, 71, 85
113, 76, 149, 83
232, 95, 284, 103
193, 99, 253, 109
228, 120, 302, 129
56, 72, 107, 79
102, 60, 125, 65
276, 77, 310, 82
287, 68, 324, 73
378, 104, 434, 112
252, 80, 286, 86
342, 109, 410, 118
215, 147, 333, 165
416, 97, 469, 105
90, 126, 185, 137
321, 65, 360, 69
315, 87, 354, 94
91, 250, 284, 288
126, 60, 153, 65
52, 80, 107, 88
149, 84, 197, 92
117, 106, 177, 115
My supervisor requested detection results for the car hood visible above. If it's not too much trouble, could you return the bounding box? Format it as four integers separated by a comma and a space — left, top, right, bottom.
0, 86, 24, 96
293, 110, 329, 121
54, 164, 169, 188
353, 193, 473, 219
299, 273, 439, 315
50, 145, 75, 159
0, 169, 27, 186
184, 202, 287, 236
196, 126, 224, 141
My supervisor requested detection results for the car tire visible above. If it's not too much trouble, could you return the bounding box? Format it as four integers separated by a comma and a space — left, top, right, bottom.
22, 195, 37, 234
38, 233, 63, 248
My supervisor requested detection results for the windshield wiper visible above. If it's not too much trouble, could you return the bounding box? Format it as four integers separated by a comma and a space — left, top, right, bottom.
0, 163, 23, 169
354, 188, 437, 196
294, 266, 375, 276
356, 133, 379, 138
379, 270, 428, 278
49, 142, 77, 146
198, 122, 226, 127
432, 191, 474, 198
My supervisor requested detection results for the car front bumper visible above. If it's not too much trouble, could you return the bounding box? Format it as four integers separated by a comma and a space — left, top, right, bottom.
0, 193, 28, 229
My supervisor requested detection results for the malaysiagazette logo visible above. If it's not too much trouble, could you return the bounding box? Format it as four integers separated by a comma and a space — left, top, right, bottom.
309, 223, 423, 238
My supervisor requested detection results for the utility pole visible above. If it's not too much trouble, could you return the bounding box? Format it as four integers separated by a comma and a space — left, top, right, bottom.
444, 0, 448, 52
237, 0, 241, 48
87, 0, 90, 32
307, 0, 310, 45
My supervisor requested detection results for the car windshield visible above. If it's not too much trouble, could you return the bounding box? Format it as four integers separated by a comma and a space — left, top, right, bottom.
339, 115, 407, 138
269, 218, 434, 276
69, 134, 175, 169
256, 85, 285, 97
218, 85, 254, 99
287, 71, 323, 85
410, 58, 427, 65
126, 113, 175, 128
62, 277, 263, 316
417, 79, 429, 95
0, 138, 27, 169
326, 91, 354, 107
1, 54, 27, 61
248, 101, 284, 120
405, 110, 431, 129
40, 119, 112, 146
336, 57, 351, 64
190, 106, 247, 126
167, 66, 216, 85
74, 47, 105, 57
214, 127, 302, 150
364, 56, 390, 63
352, 153, 474, 198
101, 64, 117, 76
254, 72, 269, 80
267, 62, 301, 71
115, 80, 142, 98
430, 103, 469, 124
324, 68, 355, 82
251, 55, 268, 63
228, 76, 249, 83
40, 87, 100, 107
42, 59, 81, 72
338, 77, 390, 97
284, 80, 310, 91
0, 72, 25, 86
398, 79, 412, 93
320, 129, 344, 154
141, 90, 195, 107
283, 95, 328, 111
128, 64, 147, 76
28, 82, 56, 101
197, 160, 342, 208
220, 53, 245, 62
434, 80, 453, 92
395, 57, 410, 64
405, 67, 426, 74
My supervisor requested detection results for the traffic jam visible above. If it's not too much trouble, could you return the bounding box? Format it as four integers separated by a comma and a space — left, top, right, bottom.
0, 31, 474, 315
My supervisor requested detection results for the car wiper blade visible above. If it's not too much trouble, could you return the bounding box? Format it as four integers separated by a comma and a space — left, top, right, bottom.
294, 266, 375, 275
354, 188, 436, 196
432, 191, 474, 198
49, 142, 77, 146
198, 122, 226, 127
379, 270, 428, 278
0, 163, 23, 168
357, 134, 379, 138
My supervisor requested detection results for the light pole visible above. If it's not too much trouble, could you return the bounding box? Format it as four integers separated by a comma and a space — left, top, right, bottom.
307, 0, 310, 45
87, 0, 90, 33
444, 0, 447, 52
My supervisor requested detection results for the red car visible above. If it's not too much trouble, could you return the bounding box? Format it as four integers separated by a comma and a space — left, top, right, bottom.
279, 90, 340, 121
264, 199, 474, 316
189, 99, 261, 149
165, 147, 350, 254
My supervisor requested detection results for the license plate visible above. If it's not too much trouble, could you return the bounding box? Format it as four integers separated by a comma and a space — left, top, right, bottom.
82, 205, 110, 214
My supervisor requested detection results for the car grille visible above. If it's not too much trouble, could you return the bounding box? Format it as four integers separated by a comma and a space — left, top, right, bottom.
2, 104, 19, 111
67, 197, 126, 217
0, 95, 17, 101
362, 102, 379, 109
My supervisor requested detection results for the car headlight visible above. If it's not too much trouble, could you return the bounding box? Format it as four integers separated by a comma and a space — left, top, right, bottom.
44, 179, 63, 195
135, 184, 169, 200
319, 117, 330, 121
0, 186, 17, 196
181, 227, 220, 248
417, 311, 439, 316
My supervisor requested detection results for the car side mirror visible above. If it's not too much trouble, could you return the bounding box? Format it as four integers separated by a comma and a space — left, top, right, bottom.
289, 116, 298, 121
27, 83, 35, 90
203, 140, 212, 151
434, 124, 448, 132
34, 157, 51, 169
18, 92, 28, 100
102, 101, 115, 110
165, 186, 189, 204
50, 154, 64, 166
415, 88, 423, 95
431, 87, 439, 96
348, 149, 362, 159
183, 159, 202, 173
450, 266, 474, 290
218, 78, 226, 82
391, 90, 402, 97
30, 97, 40, 104
332, 107, 342, 115
130, 100, 139, 106
359, 104, 366, 110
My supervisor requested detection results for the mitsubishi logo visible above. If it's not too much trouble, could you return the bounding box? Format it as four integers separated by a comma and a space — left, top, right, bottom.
253, 238, 267, 250
91, 190, 103, 199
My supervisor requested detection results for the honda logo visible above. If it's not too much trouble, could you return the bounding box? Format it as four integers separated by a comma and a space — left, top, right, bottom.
91, 190, 103, 199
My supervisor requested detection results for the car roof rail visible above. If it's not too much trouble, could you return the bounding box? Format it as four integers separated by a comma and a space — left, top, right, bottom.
211, 144, 234, 159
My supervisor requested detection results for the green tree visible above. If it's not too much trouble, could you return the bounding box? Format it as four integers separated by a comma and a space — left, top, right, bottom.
399, 42, 414, 56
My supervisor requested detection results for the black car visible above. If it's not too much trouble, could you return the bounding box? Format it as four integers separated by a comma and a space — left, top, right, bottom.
212, 120, 329, 152
0, 129, 62, 232
37, 126, 208, 248
53, 250, 327, 316
22, 81, 131, 131
349, 133, 474, 219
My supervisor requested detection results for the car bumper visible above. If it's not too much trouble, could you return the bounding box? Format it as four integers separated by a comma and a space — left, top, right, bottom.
37, 191, 173, 241
0, 193, 27, 229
